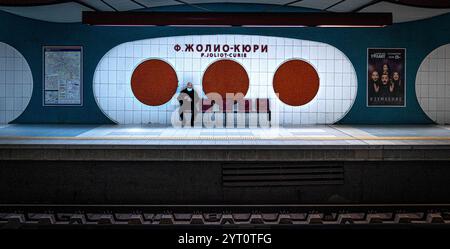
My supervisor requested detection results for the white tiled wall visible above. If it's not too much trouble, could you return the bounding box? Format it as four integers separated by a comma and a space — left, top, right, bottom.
0, 42, 33, 124
416, 44, 450, 124
93, 35, 357, 125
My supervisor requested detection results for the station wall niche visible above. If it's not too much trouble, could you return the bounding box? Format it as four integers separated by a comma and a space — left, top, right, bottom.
0, 42, 33, 124
93, 35, 357, 125
416, 44, 450, 124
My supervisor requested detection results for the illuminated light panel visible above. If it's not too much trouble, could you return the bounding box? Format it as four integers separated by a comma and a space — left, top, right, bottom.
93, 35, 357, 125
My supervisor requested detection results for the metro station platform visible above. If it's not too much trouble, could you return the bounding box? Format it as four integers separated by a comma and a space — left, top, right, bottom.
1, 124, 450, 161
1, 124, 450, 144
2, 124, 450, 205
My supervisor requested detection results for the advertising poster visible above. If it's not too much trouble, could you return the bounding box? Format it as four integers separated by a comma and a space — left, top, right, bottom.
367, 48, 405, 107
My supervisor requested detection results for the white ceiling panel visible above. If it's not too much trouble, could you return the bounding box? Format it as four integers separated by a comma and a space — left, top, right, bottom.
134, 0, 182, 8
223, 0, 294, 4
79, 0, 114, 11
327, 0, 374, 12
102, 0, 142, 11
184, 0, 294, 5
360, 1, 450, 23
290, 0, 341, 10
0, 2, 91, 22
181, 0, 225, 4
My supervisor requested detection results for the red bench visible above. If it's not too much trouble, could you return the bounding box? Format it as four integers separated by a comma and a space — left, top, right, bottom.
202, 98, 271, 115
201, 98, 271, 127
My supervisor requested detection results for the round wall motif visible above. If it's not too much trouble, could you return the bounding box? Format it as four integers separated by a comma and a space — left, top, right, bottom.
273, 59, 320, 106
416, 44, 450, 124
202, 59, 249, 99
0, 42, 33, 124
131, 59, 178, 106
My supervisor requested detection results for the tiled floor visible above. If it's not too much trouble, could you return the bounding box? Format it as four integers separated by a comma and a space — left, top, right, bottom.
0, 124, 450, 146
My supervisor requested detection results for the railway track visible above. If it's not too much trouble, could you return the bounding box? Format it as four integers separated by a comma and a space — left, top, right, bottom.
1, 204, 450, 228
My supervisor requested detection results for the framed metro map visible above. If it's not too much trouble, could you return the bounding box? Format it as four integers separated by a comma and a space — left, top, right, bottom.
43, 46, 83, 106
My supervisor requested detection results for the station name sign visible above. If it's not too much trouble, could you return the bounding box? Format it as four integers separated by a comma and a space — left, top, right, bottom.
174, 43, 269, 58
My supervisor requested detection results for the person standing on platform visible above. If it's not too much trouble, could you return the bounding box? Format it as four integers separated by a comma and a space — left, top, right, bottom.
177, 82, 200, 127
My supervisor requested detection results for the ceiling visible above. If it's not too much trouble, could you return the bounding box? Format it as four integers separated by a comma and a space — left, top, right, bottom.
0, 0, 449, 23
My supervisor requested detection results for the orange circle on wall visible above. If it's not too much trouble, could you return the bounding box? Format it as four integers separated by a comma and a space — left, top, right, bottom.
273, 60, 320, 106
131, 59, 178, 106
202, 60, 249, 99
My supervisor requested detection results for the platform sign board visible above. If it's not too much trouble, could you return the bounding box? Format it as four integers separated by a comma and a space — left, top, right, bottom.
43, 46, 83, 106
367, 48, 406, 107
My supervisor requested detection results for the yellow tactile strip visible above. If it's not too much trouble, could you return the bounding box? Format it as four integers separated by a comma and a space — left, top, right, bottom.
1, 135, 450, 140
